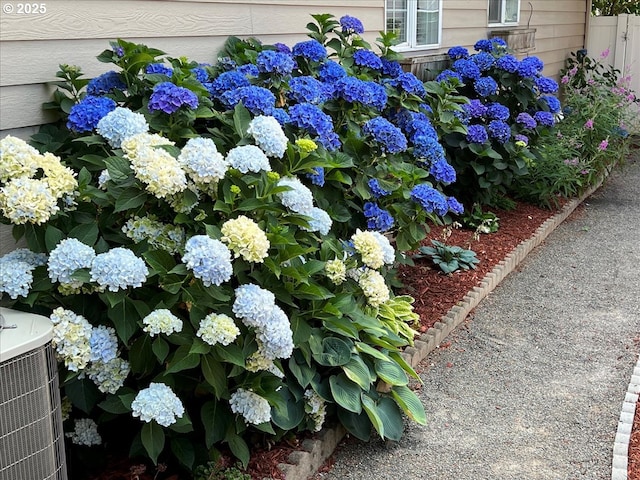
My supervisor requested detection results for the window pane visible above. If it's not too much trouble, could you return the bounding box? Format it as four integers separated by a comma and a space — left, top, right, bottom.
386, 0, 408, 44
416, 3, 439, 46
505, 0, 519, 22
488, 0, 501, 23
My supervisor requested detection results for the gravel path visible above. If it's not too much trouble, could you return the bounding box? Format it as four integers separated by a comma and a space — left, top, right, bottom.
316, 157, 640, 480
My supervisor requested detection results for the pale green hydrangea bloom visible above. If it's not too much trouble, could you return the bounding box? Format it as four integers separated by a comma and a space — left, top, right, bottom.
50, 307, 93, 372
358, 268, 390, 307
142, 309, 183, 337
65, 418, 101, 446
197, 313, 240, 346
324, 259, 347, 285
351, 229, 385, 269
221, 215, 270, 263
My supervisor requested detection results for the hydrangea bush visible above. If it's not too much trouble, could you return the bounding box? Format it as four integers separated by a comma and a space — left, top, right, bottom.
436, 39, 562, 206
0, 14, 436, 474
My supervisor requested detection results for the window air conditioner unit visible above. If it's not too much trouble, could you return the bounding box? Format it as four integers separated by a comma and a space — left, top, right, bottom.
0, 307, 67, 480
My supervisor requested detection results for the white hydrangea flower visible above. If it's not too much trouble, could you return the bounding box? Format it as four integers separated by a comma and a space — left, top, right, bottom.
246, 115, 288, 158
358, 268, 390, 307
255, 306, 294, 360
66, 418, 102, 446
142, 309, 183, 337
277, 176, 314, 215
246, 350, 284, 377
351, 229, 384, 269
370, 231, 395, 265
302, 207, 332, 235
226, 145, 271, 173
197, 313, 240, 346
50, 307, 93, 372
131, 383, 185, 427
97, 107, 149, 149
178, 137, 228, 184
229, 388, 271, 425
304, 389, 326, 432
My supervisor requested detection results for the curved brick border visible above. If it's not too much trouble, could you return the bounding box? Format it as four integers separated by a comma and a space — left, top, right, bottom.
276, 175, 610, 480
612, 355, 640, 480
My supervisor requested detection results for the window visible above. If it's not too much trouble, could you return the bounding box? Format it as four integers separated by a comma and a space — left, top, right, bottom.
488, 0, 520, 24
386, 0, 442, 49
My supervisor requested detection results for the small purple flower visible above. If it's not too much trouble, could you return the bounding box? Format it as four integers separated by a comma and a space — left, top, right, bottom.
598, 139, 608, 151
516, 112, 537, 129
148, 82, 199, 114
584, 118, 594, 130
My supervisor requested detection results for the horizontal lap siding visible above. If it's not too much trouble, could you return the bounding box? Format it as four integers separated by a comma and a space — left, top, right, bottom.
0, 0, 382, 134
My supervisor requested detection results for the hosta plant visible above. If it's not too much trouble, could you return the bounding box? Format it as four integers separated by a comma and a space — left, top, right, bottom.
416, 240, 479, 274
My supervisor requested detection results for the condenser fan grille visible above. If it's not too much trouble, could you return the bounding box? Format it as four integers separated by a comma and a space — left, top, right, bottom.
0, 342, 67, 480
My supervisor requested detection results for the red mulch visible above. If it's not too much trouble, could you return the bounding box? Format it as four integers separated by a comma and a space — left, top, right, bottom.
80, 197, 640, 480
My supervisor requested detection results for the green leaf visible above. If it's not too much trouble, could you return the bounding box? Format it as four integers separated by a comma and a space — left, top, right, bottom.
391, 385, 427, 425
314, 337, 351, 367
169, 412, 193, 433
271, 387, 305, 430
65, 378, 101, 414
214, 344, 245, 367
337, 409, 371, 441
329, 374, 362, 413
166, 345, 200, 374
189, 337, 211, 355
170, 437, 195, 470
68, 222, 99, 246
355, 342, 392, 362
375, 359, 409, 386
342, 356, 374, 390
143, 250, 176, 275
201, 355, 227, 398
233, 103, 251, 138
288, 356, 315, 388
141, 422, 165, 465
201, 400, 231, 448
152, 337, 170, 363
129, 334, 154, 375
107, 297, 139, 343
114, 188, 148, 213
376, 396, 404, 441
388, 351, 421, 382
44, 225, 65, 251
104, 156, 133, 182
361, 394, 384, 438
98, 394, 132, 414
227, 432, 250, 468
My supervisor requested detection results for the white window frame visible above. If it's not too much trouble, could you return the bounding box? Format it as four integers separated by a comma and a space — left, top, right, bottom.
488, 0, 520, 26
385, 0, 443, 52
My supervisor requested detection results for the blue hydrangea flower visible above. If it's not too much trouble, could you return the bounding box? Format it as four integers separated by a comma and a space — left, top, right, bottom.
474, 39, 493, 52
191, 67, 209, 83
178, 137, 228, 183
392, 72, 427, 97
535, 76, 559, 94
2, 248, 47, 267
288, 103, 335, 138
292, 40, 327, 62
514, 134, 529, 145
255, 306, 294, 359
491, 38, 508, 48
89, 248, 148, 292
256, 50, 296, 75
86, 71, 126, 96
319, 60, 347, 83
363, 202, 395, 232
464, 99, 488, 119
145, 63, 173, 76
89, 325, 118, 363
48, 238, 96, 285
472, 51, 495, 71
208, 71, 250, 98
220, 86, 276, 115
413, 135, 445, 163
466, 124, 489, 144
226, 145, 271, 173
333, 77, 387, 110
447, 197, 464, 214
148, 82, 199, 114
302, 207, 332, 235
435, 69, 463, 83
429, 158, 457, 184
410, 184, 448, 215
381, 58, 404, 77
67, 96, 117, 133
306, 167, 325, 186
453, 59, 481, 80
233, 283, 276, 329
277, 176, 314, 214
237, 64, 260, 77
496, 54, 519, 73
353, 49, 383, 70
448, 46, 469, 60
362, 117, 408, 154
533, 110, 555, 127
288, 76, 327, 104
131, 383, 184, 427
0, 258, 35, 299
340, 15, 365, 34
97, 107, 149, 148
516, 112, 537, 129
368, 178, 390, 198
474, 76, 498, 97
182, 235, 233, 287
541, 95, 561, 113
274, 42, 292, 54
488, 120, 512, 143
271, 107, 291, 125
517, 56, 544, 78
486, 103, 510, 121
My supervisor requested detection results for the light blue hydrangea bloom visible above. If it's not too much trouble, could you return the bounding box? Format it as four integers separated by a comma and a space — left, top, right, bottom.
65, 418, 101, 446
131, 383, 185, 427
142, 309, 183, 337
48, 238, 96, 285
277, 176, 314, 214
232, 283, 276, 328
246, 116, 288, 158
98, 169, 110, 189
2, 248, 47, 267
89, 325, 118, 363
182, 235, 233, 287
82, 357, 130, 394
96, 107, 149, 148
0, 258, 34, 299
256, 306, 294, 360
226, 145, 271, 173
229, 388, 271, 425
302, 207, 332, 236
178, 137, 228, 183
89, 247, 148, 292
371, 231, 395, 265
